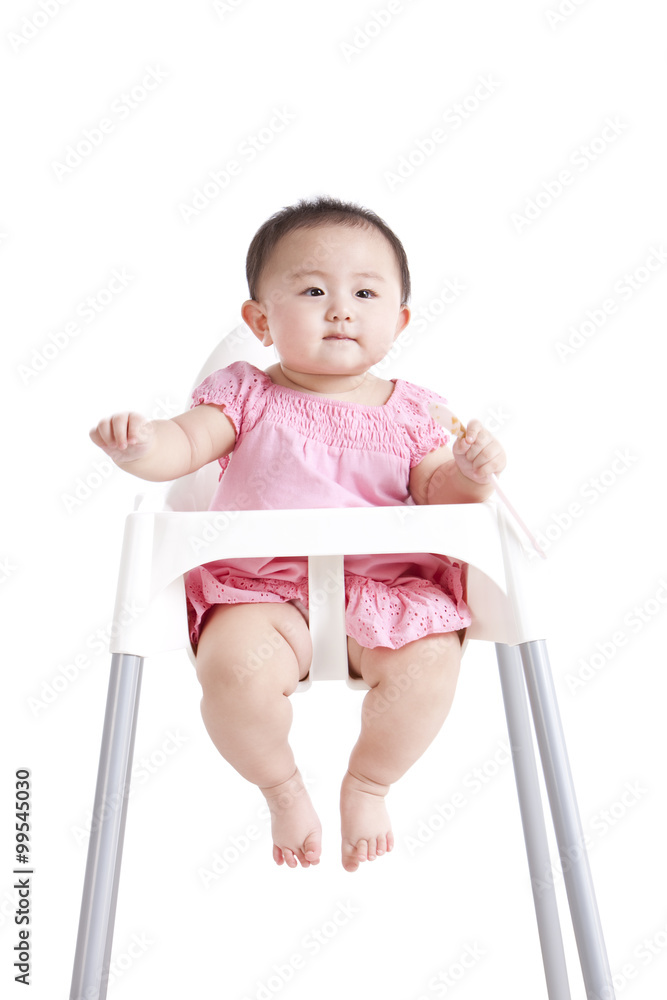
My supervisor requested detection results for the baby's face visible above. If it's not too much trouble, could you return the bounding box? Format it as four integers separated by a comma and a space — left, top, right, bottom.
246, 224, 410, 377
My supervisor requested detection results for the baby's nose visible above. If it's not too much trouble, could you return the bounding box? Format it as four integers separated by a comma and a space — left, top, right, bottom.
325, 300, 352, 322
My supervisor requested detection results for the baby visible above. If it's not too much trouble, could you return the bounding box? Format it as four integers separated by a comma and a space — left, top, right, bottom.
90, 196, 506, 873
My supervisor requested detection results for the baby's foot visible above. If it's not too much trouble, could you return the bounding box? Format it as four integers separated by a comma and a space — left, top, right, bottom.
260, 769, 322, 869
340, 770, 395, 872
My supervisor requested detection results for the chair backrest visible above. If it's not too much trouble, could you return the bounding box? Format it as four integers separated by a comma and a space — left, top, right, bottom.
162, 324, 275, 512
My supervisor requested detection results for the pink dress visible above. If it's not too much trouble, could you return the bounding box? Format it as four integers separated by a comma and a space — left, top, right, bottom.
184, 361, 471, 651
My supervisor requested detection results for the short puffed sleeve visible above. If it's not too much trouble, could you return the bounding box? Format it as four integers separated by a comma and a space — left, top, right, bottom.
189, 360, 268, 436
392, 380, 453, 467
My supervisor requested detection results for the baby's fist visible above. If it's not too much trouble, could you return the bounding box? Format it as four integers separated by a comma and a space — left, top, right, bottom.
452, 420, 506, 484
89, 412, 154, 465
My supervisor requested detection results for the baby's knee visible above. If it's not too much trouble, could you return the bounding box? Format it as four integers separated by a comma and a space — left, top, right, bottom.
359, 631, 460, 690
418, 630, 463, 659
394, 632, 461, 687
195, 603, 311, 692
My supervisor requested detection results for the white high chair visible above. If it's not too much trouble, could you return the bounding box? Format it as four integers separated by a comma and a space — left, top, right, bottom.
70, 326, 616, 1000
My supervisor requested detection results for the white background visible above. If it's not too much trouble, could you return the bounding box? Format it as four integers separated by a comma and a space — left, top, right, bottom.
1, 1, 666, 998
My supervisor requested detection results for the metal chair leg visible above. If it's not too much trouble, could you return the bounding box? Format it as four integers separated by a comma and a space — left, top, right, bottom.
520, 640, 616, 1000
496, 643, 572, 1000
70, 653, 144, 1000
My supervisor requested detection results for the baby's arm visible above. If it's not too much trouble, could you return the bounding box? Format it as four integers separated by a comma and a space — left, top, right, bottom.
89, 404, 236, 481
410, 420, 506, 505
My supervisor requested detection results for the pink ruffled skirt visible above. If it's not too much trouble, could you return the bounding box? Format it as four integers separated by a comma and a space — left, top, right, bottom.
185, 553, 470, 653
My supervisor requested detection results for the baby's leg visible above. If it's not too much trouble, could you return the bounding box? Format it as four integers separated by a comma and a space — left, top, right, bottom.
341, 632, 462, 872
195, 602, 320, 869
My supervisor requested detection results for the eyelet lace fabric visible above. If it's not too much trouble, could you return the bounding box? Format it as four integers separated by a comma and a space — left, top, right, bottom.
185, 361, 471, 651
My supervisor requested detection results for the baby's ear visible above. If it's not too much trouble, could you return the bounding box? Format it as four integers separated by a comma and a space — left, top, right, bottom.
241, 299, 272, 344
394, 305, 411, 338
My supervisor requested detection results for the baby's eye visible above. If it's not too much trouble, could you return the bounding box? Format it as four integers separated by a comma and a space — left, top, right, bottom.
356, 289, 376, 299
303, 287, 324, 296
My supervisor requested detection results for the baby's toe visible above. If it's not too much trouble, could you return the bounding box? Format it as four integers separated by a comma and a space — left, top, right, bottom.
273, 844, 285, 866
342, 841, 361, 872
367, 837, 378, 860
356, 838, 369, 863
280, 847, 298, 868
304, 834, 321, 864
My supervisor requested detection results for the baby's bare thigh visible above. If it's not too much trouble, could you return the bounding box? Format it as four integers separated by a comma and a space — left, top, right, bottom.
347, 630, 464, 684
196, 602, 313, 686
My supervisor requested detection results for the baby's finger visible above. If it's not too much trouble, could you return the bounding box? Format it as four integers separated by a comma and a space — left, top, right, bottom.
110, 412, 132, 450
473, 458, 498, 481
462, 436, 490, 463
452, 436, 471, 461
88, 425, 103, 448
89, 418, 113, 448
464, 418, 483, 445
127, 412, 150, 445
463, 420, 492, 455
474, 443, 505, 477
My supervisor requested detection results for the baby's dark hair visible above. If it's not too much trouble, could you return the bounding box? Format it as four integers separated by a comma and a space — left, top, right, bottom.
245, 195, 411, 306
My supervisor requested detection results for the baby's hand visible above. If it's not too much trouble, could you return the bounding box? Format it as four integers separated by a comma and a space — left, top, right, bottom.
452, 419, 506, 484
89, 412, 155, 464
